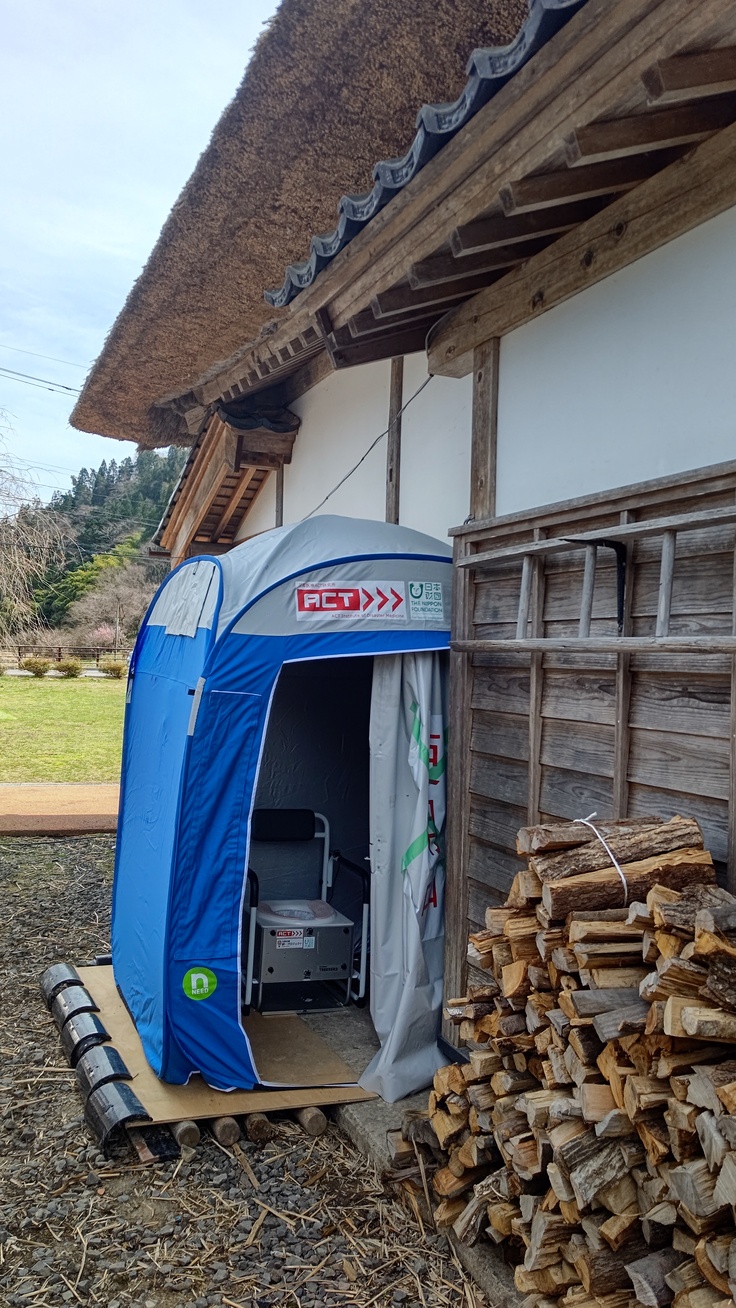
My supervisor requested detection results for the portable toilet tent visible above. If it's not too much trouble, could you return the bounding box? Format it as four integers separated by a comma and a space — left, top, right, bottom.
113, 516, 452, 1096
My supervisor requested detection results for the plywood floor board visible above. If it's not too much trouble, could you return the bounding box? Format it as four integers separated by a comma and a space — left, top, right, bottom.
78, 966, 374, 1125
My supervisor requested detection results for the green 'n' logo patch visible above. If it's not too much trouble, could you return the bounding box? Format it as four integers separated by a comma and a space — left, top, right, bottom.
183, 966, 218, 1000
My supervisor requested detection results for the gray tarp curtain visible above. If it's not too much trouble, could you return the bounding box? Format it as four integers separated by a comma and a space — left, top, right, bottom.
360, 651, 447, 1101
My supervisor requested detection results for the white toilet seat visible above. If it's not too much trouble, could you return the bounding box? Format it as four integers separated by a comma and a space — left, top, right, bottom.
256, 898, 337, 928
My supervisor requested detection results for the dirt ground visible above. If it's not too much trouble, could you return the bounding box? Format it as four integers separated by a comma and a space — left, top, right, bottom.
0, 836, 489, 1308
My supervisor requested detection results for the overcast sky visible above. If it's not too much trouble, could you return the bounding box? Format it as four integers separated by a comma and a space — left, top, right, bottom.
0, 0, 280, 501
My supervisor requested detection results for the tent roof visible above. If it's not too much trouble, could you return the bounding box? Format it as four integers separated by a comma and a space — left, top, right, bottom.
69, 0, 526, 448
215, 515, 452, 634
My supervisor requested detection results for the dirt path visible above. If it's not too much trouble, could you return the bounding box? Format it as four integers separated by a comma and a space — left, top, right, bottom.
0, 836, 487, 1308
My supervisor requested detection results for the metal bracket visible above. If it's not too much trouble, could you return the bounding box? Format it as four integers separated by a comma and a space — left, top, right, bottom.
564, 536, 627, 635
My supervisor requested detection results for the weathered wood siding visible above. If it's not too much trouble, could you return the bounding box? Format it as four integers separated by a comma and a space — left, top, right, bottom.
446, 460, 736, 1007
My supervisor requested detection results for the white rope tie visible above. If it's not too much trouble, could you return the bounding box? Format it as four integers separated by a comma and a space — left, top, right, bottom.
573, 811, 628, 906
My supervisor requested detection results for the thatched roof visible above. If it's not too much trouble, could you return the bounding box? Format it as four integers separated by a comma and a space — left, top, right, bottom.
71, 0, 526, 448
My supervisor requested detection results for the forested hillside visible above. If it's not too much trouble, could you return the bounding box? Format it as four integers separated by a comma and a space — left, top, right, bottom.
2, 447, 187, 643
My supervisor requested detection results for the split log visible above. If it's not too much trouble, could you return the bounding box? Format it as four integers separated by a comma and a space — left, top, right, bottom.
694, 1111, 728, 1171
712, 1152, 736, 1207
568, 988, 641, 1017
531, 818, 703, 882
624, 1248, 684, 1306
542, 850, 714, 918
623, 1075, 670, 1122
593, 1002, 650, 1042
687, 1062, 736, 1114
517, 816, 663, 856
669, 1158, 726, 1218
433, 1196, 467, 1228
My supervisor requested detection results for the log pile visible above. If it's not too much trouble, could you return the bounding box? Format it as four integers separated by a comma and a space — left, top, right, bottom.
408, 815, 736, 1308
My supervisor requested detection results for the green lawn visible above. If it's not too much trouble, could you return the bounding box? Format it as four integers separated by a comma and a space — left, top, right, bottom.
0, 677, 127, 782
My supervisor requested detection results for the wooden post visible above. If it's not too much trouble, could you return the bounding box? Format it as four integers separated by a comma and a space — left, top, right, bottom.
729, 516, 736, 892
655, 530, 676, 637
729, 653, 736, 894
614, 513, 635, 819
385, 356, 404, 524
275, 464, 284, 528
443, 533, 472, 1041
470, 338, 499, 522
527, 531, 546, 826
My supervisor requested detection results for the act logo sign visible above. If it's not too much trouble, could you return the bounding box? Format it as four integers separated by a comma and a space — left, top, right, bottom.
295, 581, 406, 619
182, 966, 218, 1000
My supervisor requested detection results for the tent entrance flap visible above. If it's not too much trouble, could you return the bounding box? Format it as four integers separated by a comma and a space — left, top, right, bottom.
359, 651, 448, 1103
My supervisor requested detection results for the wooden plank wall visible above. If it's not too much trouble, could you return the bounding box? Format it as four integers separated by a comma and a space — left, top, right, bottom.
449, 462, 736, 1001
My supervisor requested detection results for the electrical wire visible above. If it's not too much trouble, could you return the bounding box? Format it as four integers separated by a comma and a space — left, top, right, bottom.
302, 373, 434, 520
0, 367, 82, 396
0, 343, 88, 370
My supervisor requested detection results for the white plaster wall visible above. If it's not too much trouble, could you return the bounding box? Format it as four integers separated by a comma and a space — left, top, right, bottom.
282, 360, 390, 524
239, 467, 277, 538
400, 352, 472, 538
236, 351, 473, 543
496, 204, 736, 517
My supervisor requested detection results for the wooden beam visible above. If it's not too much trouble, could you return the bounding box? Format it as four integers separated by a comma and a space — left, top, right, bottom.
372, 272, 505, 319
347, 304, 440, 339
161, 418, 236, 550
429, 116, 736, 376
210, 466, 258, 540
643, 48, 736, 104
451, 200, 605, 255
164, 455, 233, 561
499, 151, 679, 214
327, 0, 734, 330
566, 96, 736, 166
470, 338, 499, 522
730, 519, 736, 892
409, 238, 551, 288
277, 349, 334, 405
330, 324, 432, 368
385, 356, 404, 524
453, 637, 736, 654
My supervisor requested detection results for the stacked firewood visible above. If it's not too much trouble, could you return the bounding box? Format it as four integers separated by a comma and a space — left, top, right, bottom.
405, 815, 736, 1308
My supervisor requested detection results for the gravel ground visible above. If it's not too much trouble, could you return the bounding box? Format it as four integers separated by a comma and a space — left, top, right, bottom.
0, 836, 488, 1308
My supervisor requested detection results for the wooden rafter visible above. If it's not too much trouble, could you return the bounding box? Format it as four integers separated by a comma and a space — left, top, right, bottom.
185, 3, 736, 418
499, 151, 680, 214
643, 48, 736, 103
566, 95, 736, 165
428, 114, 736, 375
